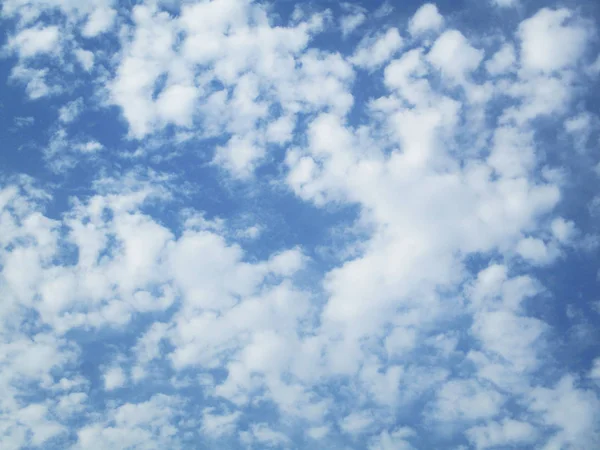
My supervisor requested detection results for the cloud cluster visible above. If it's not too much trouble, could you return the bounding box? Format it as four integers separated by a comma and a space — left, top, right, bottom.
1, 0, 600, 449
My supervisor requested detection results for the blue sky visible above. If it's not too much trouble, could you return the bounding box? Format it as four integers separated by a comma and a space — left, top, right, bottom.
1, 0, 600, 449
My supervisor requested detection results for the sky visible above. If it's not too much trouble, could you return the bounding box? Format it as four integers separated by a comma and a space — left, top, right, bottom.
0, 0, 600, 449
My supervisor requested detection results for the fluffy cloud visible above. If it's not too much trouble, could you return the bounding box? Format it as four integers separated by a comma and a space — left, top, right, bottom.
485, 43, 516, 75
8, 25, 60, 58
427, 29, 484, 83
518, 8, 590, 73
491, 0, 519, 7
351, 28, 404, 70
82, 6, 116, 37
0, 1, 599, 449
340, 7, 366, 37
75, 395, 182, 450
103, 366, 127, 391
408, 3, 444, 36
467, 419, 538, 449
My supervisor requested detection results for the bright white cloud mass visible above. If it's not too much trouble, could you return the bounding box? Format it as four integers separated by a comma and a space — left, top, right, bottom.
0, 0, 599, 449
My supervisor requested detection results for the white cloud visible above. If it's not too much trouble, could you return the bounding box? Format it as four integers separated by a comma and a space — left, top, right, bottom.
56, 392, 88, 416
486, 43, 516, 75
467, 419, 538, 449
500, 75, 574, 125
201, 408, 240, 438
433, 379, 504, 422
240, 423, 290, 447
488, 125, 535, 178
156, 83, 198, 126
518, 8, 590, 74
8, 25, 60, 58
473, 309, 547, 372
15, 403, 66, 446
103, 366, 126, 391
589, 54, 600, 75
0, 2, 599, 448
551, 217, 576, 243
491, 0, 519, 7
408, 3, 444, 36
351, 28, 404, 70
369, 427, 416, 450
516, 237, 559, 265
385, 326, 417, 357
427, 30, 484, 83
75, 395, 182, 449
10, 65, 58, 99
529, 376, 600, 448
383, 48, 431, 105
266, 115, 295, 145
213, 135, 265, 179
82, 6, 117, 37
76, 140, 103, 153
340, 12, 366, 37
59, 98, 84, 123
307, 425, 329, 440
339, 411, 374, 435
105, 0, 339, 181
75, 49, 95, 71
590, 358, 600, 380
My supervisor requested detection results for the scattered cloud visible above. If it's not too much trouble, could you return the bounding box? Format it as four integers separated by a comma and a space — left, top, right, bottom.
0, 1, 599, 449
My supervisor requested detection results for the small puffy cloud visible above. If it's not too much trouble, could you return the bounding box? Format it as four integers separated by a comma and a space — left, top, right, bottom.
59, 98, 84, 124
529, 376, 600, 448
433, 379, 504, 422
488, 125, 535, 178
351, 28, 404, 70
408, 3, 444, 36
427, 30, 484, 82
491, 0, 519, 7
516, 237, 558, 265
16, 403, 66, 446
551, 217, 576, 243
75, 395, 181, 449
235, 225, 262, 240
201, 408, 240, 438
589, 54, 600, 75
590, 358, 600, 380
75, 49, 95, 71
467, 419, 538, 449
268, 247, 305, 276
385, 326, 417, 357
156, 84, 198, 126
213, 136, 265, 178
13, 116, 35, 128
240, 423, 290, 447
339, 411, 374, 435
82, 7, 117, 37
56, 392, 88, 416
76, 141, 104, 153
565, 112, 593, 135
518, 8, 590, 73
473, 309, 547, 372
307, 425, 329, 440
103, 366, 126, 391
369, 427, 416, 450
340, 12, 366, 37
266, 115, 295, 145
486, 43, 516, 75
10, 65, 58, 99
8, 25, 60, 58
